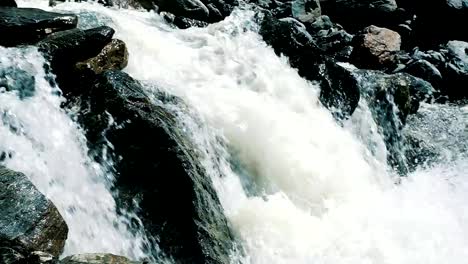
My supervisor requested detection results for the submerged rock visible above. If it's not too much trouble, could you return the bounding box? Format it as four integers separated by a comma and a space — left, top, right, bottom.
0, 7, 77, 47
60, 253, 142, 264
76, 39, 129, 75
74, 71, 235, 264
0, 166, 68, 259
351, 25, 401, 69
319, 61, 434, 173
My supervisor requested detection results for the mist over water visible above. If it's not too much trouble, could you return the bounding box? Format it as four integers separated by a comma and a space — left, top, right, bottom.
11, 1, 468, 263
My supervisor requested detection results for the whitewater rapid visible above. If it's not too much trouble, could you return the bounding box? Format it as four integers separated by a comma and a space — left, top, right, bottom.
9, 1, 468, 263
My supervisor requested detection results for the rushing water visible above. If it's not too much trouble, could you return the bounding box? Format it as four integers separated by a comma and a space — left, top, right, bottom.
7, 1, 468, 263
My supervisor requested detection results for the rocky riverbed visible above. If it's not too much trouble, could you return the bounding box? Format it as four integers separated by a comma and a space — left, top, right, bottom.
1, 0, 467, 263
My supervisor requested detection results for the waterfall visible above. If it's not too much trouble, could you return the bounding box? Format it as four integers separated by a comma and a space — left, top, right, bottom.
0, 46, 149, 259
9, 1, 468, 263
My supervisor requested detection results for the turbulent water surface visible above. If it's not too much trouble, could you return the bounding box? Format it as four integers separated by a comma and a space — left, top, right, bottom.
3, 1, 468, 263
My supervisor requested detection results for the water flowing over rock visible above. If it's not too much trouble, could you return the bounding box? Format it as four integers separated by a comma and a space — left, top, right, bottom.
0, 7, 78, 47
0, 166, 68, 259
72, 71, 235, 264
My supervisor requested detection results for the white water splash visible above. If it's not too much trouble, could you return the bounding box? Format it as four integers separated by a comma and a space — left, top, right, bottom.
14, 1, 468, 263
0, 46, 148, 260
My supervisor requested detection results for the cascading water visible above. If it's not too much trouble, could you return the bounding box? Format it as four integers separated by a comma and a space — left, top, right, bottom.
0, 46, 149, 259
9, 1, 468, 263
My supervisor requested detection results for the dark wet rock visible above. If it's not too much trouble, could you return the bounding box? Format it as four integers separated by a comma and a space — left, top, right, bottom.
153, 0, 210, 21
73, 71, 235, 264
0, 7, 78, 47
76, 39, 129, 75
0, 166, 68, 258
318, 61, 434, 173
319, 60, 361, 119
38, 26, 115, 94
351, 25, 401, 69
259, 13, 324, 81
357, 70, 434, 174
163, 12, 209, 29
320, 0, 400, 30
0, 0, 17, 7
60, 253, 142, 264
402, 59, 443, 89
439, 40, 468, 100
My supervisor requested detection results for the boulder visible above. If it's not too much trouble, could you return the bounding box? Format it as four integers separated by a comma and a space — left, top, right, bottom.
318, 62, 434, 173
0, 0, 17, 7
73, 71, 235, 264
152, 0, 210, 21
304, 15, 354, 60
163, 12, 209, 29
319, 60, 361, 119
259, 13, 324, 81
76, 39, 129, 75
0, 7, 77, 47
38, 26, 115, 94
402, 59, 443, 89
0, 166, 68, 259
60, 253, 142, 264
351, 25, 401, 69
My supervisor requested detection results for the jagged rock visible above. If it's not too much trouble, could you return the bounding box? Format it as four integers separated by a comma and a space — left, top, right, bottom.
0, 166, 68, 259
73, 71, 235, 264
60, 253, 141, 264
162, 12, 209, 29
319, 60, 360, 119
320, 0, 400, 30
318, 62, 434, 173
402, 59, 443, 89
351, 25, 401, 69
76, 39, 129, 75
0, 7, 77, 47
0, 0, 17, 7
304, 15, 354, 60
259, 13, 324, 81
153, 0, 210, 21
38, 26, 115, 93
